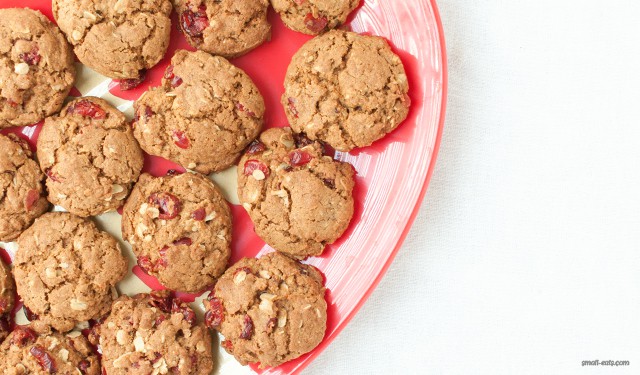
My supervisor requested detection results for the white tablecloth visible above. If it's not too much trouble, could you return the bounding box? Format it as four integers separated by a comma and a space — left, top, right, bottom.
306, 1, 640, 373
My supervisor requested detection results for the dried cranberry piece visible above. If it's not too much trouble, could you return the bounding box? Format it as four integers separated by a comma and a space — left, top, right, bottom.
172, 237, 192, 247
149, 291, 173, 314
287, 97, 299, 118
67, 100, 106, 119
133, 105, 154, 125
164, 65, 183, 87
245, 140, 266, 155
24, 189, 40, 211
239, 314, 254, 340
164, 65, 175, 80
243, 160, 270, 178
6, 99, 19, 108
171, 75, 183, 88
154, 314, 167, 327
204, 297, 224, 328
289, 150, 313, 167
118, 70, 146, 91
20, 47, 41, 66
78, 360, 91, 374
156, 246, 169, 270
44, 168, 61, 182
322, 178, 335, 189
171, 299, 196, 326
10, 326, 37, 347
30, 345, 57, 373
181, 4, 209, 39
293, 132, 314, 148
148, 192, 182, 220
23, 305, 39, 321
191, 207, 206, 221
235, 102, 256, 117
304, 13, 329, 33
221, 340, 233, 351
172, 130, 190, 149
234, 267, 252, 276
266, 317, 277, 332
137, 255, 154, 273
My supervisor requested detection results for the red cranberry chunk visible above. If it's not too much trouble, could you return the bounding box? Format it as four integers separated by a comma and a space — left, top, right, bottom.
172, 237, 192, 247
287, 97, 299, 118
245, 140, 266, 155
68, 100, 106, 119
240, 314, 254, 340
137, 256, 154, 273
304, 13, 329, 33
181, 4, 209, 39
11, 326, 37, 347
78, 360, 92, 374
24, 189, 40, 211
235, 102, 255, 117
20, 47, 41, 66
243, 160, 270, 178
118, 70, 146, 91
191, 207, 206, 221
204, 297, 224, 328
221, 340, 233, 351
172, 130, 190, 149
148, 192, 182, 219
289, 150, 313, 167
149, 291, 173, 314
171, 299, 196, 326
30, 345, 57, 373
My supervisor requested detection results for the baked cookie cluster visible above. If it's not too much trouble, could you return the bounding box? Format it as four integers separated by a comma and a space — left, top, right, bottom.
0, 0, 411, 371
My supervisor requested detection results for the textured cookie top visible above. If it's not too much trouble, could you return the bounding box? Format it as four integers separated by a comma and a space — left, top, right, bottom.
37, 97, 144, 217
237, 127, 355, 258
53, 0, 172, 79
99, 291, 213, 375
14, 212, 128, 333
0, 256, 15, 342
0, 134, 49, 242
0, 8, 75, 128
133, 50, 264, 174
271, 0, 359, 35
0, 326, 100, 374
204, 252, 327, 368
175, 0, 270, 58
122, 172, 232, 293
283, 30, 411, 151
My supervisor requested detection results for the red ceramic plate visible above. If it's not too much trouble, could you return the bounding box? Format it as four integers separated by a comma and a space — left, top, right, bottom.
0, 0, 446, 373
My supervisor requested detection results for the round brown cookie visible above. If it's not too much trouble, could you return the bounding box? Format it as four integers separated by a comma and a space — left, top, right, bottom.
37, 97, 144, 217
52, 0, 172, 80
0, 134, 49, 242
271, 0, 359, 35
0, 256, 15, 343
99, 291, 213, 375
133, 50, 264, 174
237, 127, 354, 258
204, 252, 327, 368
175, 0, 270, 58
0, 325, 100, 374
121, 172, 232, 293
0, 8, 75, 129
282, 30, 411, 151
14, 212, 128, 333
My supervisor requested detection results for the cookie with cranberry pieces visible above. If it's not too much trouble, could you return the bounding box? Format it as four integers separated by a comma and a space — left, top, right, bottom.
238, 127, 354, 258
204, 252, 327, 368
175, 0, 270, 58
0, 8, 75, 128
37, 97, 144, 217
122, 172, 232, 293
0, 134, 49, 242
99, 291, 213, 375
14, 212, 128, 334
133, 50, 264, 174
283, 30, 411, 151
0, 325, 100, 374
53, 0, 172, 84
271, 0, 359, 35
0, 256, 15, 343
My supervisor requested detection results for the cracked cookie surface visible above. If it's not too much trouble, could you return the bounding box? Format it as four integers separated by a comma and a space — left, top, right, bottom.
0, 133, 49, 242
271, 0, 359, 35
175, 0, 271, 58
282, 30, 411, 151
100, 291, 213, 375
0, 325, 100, 374
204, 252, 327, 368
0, 256, 15, 342
0, 8, 75, 128
238, 127, 354, 258
14, 212, 128, 333
122, 172, 232, 293
37, 96, 144, 217
53, 0, 172, 79
133, 50, 264, 174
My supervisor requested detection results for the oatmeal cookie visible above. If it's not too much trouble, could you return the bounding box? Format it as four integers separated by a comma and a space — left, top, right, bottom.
14, 212, 128, 333
282, 30, 410, 151
0, 8, 75, 128
122, 172, 232, 293
0, 256, 15, 343
238, 128, 354, 258
204, 252, 327, 368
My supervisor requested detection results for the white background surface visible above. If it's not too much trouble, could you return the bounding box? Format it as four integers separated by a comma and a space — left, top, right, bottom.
306, 1, 640, 374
